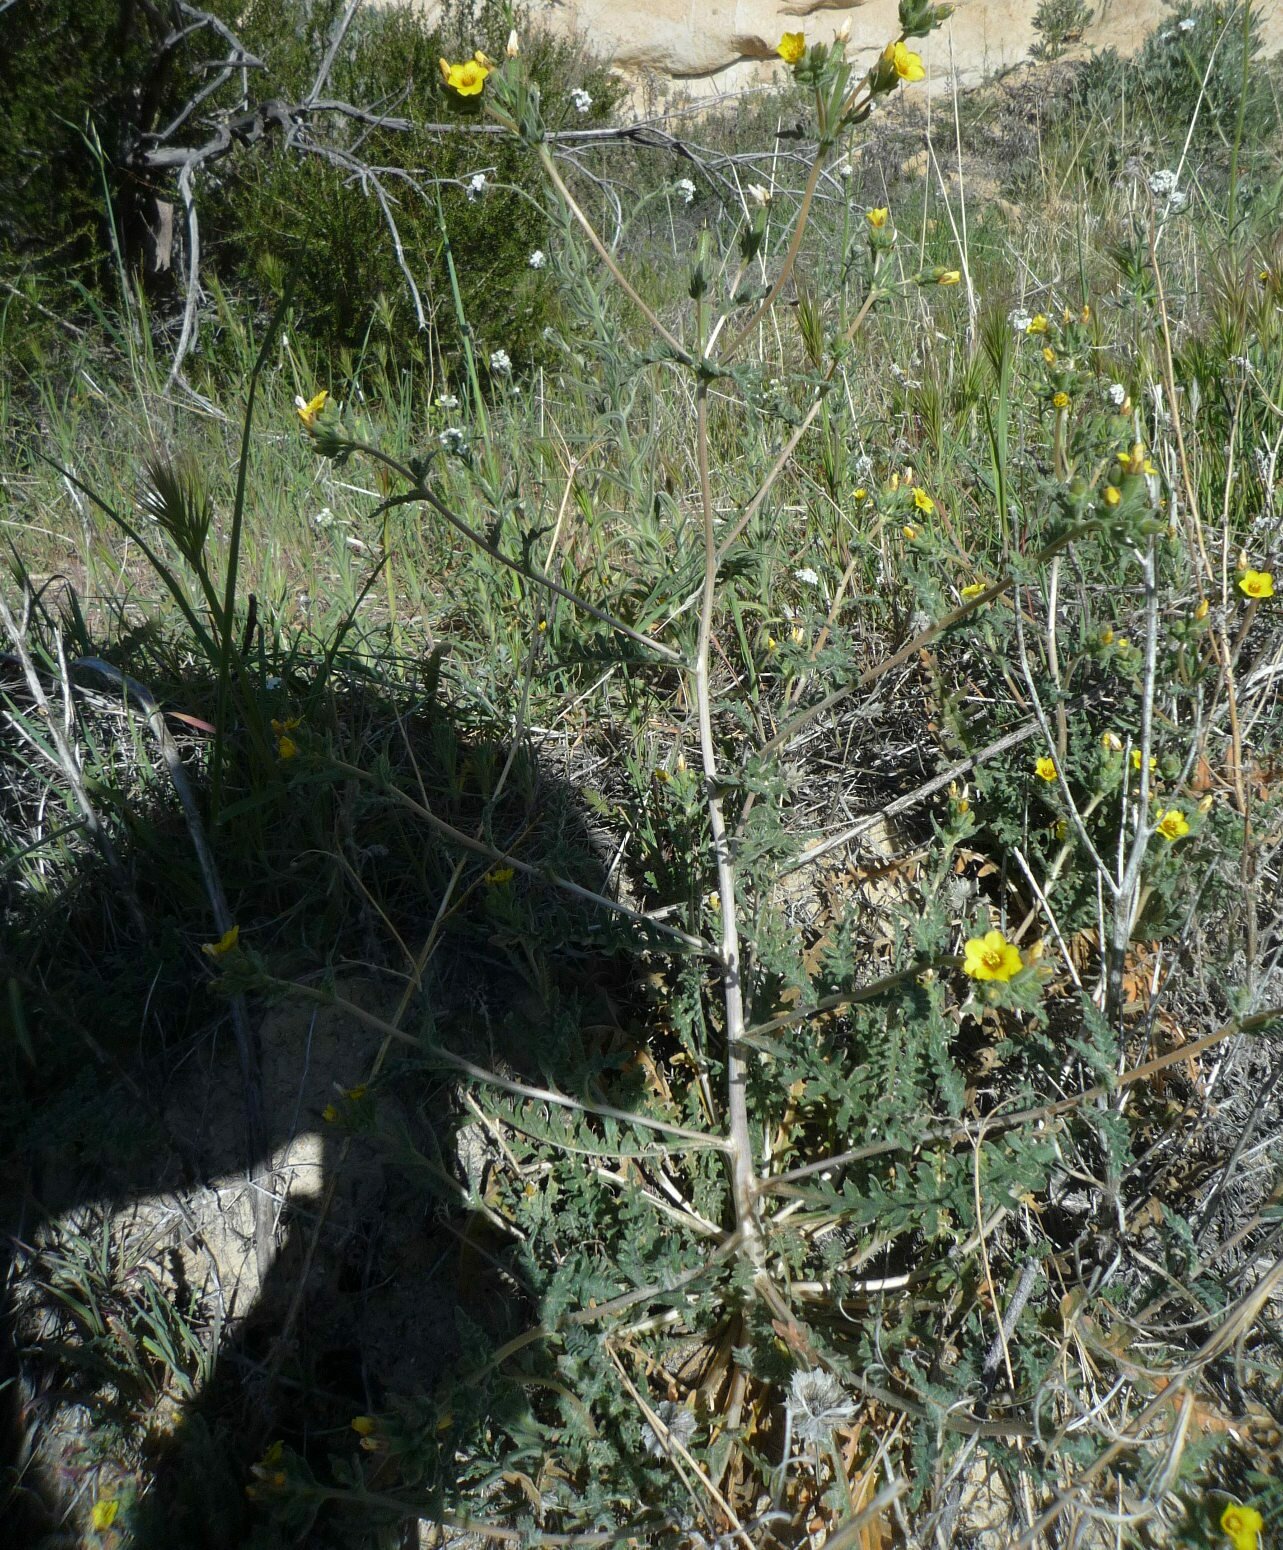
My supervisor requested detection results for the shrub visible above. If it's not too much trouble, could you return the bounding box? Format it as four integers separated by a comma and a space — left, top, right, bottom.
1030, 0, 1095, 62
0, 0, 623, 373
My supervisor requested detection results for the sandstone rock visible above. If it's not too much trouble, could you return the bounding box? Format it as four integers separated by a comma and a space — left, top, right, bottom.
419, 2, 1283, 102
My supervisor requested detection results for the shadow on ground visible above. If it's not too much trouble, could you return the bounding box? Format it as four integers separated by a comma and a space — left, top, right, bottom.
1, 618, 660, 1548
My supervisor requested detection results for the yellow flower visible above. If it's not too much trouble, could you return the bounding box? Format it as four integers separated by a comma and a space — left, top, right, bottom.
765, 634, 778, 652
960, 582, 987, 600
1026, 314, 1049, 334
963, 929, 1022, 982
351, 1415, 377, 1437
1155, 808, 1190, 842
1099, 626, 1114, 645
202, 924, 240, 958
344, 1084, 367, 1101
1052, 390, 1070, 409
1042, 346, 1057, 365
1035, 757, 1057, 782
276, 735, 299, 760
295, 389, 328, 429
1221, 1504, 1264, 1550
937, 269, 961, 286
1101, 731, 1122, 752
439, 55, 490, 95
91, 1499, 120, 1532
271, 716, 302, 736
902, 524, 919, 541
322, 1103, 339, 1123
913, 487, 936, 514
1194, 597, 1209, 620
486, 866, 515, 885
1238, 568, 1274, 599
790, 626, 805, 644
1103, 485, 1121, 507
886, 40, 926, 82
1118, 441, 1149, 477
853, 487, 868, 501
1131, 749, 1157, 773
867, 207, 889, 228
776, 32, 805, 64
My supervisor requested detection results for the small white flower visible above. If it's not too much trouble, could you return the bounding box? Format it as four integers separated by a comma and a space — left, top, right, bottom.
1107, 382, 1127, 406
1148, 168, 1179, 198
265, 675, 283, 691
435, 393, 460, 410
675, 177, 696, 205
794, 567, 820, 586
642, 1401, 697, 1458
439, 427, 468, 454
312, 506, 334, 530
1008, 308, 1032, 333
788, 1369, 856, 1444
746, 183, 771, 208
834, 160, 854, 180
570, 87, 593, 114
1178, 16, 1196, 31
528, 249, 547, 269
466, 172, 488, 201
489, 349, 512, 375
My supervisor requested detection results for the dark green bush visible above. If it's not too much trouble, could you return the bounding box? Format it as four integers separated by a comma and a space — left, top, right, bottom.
1077, 2, 1276, 152
0, 0, 623, 371
201, 0, 623, 369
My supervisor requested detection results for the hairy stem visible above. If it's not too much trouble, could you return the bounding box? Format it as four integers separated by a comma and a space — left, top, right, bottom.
694, 384, 761, 1254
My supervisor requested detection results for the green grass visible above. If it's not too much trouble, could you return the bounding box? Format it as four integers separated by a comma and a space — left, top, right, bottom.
3, 5, 1283, 1548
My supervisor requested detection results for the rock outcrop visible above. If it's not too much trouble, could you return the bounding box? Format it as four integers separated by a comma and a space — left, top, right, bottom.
419, 2, 1282, 99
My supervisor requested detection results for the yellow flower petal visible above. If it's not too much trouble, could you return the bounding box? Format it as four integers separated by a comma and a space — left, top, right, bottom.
866, 206, 889, 228
889, 40, 926, 82
1026, 314, 1048, 333
295, 389, 328, 429
443, 57, 490, 95
1155, 808, 1190, 842
202, 924, 240, 958
1221, 1503, 1264, 1550
963, 929, 1022, 982
777, 31, 805, 64
1238, 568, 1274, 599
1035, 757, 1057, 782
937, 268, 961, 286
913, 487, 936, 514
91, 1499, 120, 1532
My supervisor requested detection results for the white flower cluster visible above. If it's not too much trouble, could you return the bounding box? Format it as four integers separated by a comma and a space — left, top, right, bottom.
435, 393, 459, 410
528, 249, 547, 269
675, 177, 696, 206
1148, 168, 1189, 213
466, 172, 487, 201
1009, 307, 1032, 333
489, 349, 512, 375
1107, 382, 1127, 406
570, 87, 593, 114
439, 427, 469, 455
